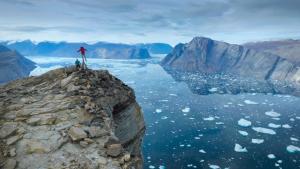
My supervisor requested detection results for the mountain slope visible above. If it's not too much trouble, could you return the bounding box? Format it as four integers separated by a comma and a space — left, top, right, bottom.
0, 67, 145, 169
2, 40, 154, 59
244, 39, 300, 65
161, 37, 300, 91
0, 45, 36, 84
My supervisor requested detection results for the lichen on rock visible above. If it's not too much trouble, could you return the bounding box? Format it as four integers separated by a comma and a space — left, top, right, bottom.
0, 67, 146, 169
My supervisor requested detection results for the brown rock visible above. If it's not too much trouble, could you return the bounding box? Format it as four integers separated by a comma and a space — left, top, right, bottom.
106, 144, 123, 157
68, 126, 87, 141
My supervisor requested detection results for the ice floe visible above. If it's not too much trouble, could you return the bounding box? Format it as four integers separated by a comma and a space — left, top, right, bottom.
182, 107, 190, 113
265, 110, 281, 117
238, 130, 249, 136
161, 116, 168, 120
203, 116, 215, 121
251, 139, 264, 144
238, 118, 252, 127
209, 164, 220, 169
252, 127, 276, 135
286, 145, 300, 153
267, 154, 276, 159
159, 165, 165, 169
155, 109, 162, 113
199, 149, 206, 153
208, 88, 218, 92
282, 124, 292, 128
149, 165, 155, 169
244, 100, 258, 105
268, 123, 281, 128
290, 137, 299, 141
234, 144, 248, 152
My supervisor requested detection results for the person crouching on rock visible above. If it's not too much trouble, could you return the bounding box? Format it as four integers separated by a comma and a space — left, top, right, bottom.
75, 59, 81, 70
77, 46, 88, 69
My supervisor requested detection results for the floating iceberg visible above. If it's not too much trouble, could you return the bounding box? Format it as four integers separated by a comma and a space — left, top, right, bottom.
265, 110, 281, 117
286, 145, 300, 153
267, 154, 276, 159
252, 127, 276, 135
268, 123, 281, 128
251, 139, 264, 144
234, 144, 248, 152
182, 107, 190, 113
238, 130, 249, 136
203, 116, 215, 121
238, 118, 252, 127
209, 164, 220, 169
244, 100, 258, 105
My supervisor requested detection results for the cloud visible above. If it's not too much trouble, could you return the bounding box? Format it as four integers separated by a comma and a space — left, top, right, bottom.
0, 0, 299, 45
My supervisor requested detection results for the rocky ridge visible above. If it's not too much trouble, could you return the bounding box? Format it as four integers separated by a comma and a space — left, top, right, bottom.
0, 67, 145, 169
161, 37, 300, 93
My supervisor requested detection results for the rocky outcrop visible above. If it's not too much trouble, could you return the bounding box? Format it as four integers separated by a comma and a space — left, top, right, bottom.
0, 45, 36, 84
161, 37, 300, 92
0, 67, 145, 169
2, 41, 151, 59
244, 39, 300, 65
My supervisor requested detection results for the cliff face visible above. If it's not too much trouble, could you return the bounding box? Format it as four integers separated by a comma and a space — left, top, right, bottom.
0, 67, 145, 169
161, 37, 300, 90
244, 39, 300, 65
0, 45, 36, 84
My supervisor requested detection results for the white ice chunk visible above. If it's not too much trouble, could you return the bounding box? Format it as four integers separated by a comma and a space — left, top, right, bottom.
182, 107, 190, 113
155, 109, 162, 113
290, 137, 299, 141
234, 144, 248, 152
159, 165, 165, 169
251, 139, 264, 144
268, 123, 281, 128
265, 110, 281, 117
238, 130, 249, 136
209, 164, 220, 169
244, 100, 258, 105
149, 165, 155, 169
209, 88, 218, 92
199, 149, 206, 153
286, 145, 300, 153
282, 124, 292, 128
252, 127, 276, 135
161, 116, 168, 120
267, 154, 276, 159
203, 116, 215, 121
238, 118, 252, 127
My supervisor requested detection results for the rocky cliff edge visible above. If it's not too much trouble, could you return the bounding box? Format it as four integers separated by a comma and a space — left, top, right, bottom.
0, 67, 145, 169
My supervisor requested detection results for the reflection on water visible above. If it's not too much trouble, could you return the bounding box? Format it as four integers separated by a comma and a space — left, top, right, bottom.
28, 56, 300, 169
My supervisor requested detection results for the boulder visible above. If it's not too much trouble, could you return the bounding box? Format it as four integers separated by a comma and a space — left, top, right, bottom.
106, 144, 123, 157
68, 126, 87, 141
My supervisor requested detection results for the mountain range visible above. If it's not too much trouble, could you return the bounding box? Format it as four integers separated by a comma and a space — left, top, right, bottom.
0, 45, 36, 84
161, 37, 300, 94
1, 40, 173, 59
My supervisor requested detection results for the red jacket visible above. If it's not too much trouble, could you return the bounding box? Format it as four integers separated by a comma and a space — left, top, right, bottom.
77, 47, 87, 55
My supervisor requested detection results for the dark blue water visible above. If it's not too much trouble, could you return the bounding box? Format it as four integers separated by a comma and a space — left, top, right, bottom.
28, 56, 300, 169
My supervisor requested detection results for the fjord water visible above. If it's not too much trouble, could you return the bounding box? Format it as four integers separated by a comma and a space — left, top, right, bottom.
28, 56, 300, 169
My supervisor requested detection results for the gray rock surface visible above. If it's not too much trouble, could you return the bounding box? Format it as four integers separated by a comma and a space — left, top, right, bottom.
244, 39, 300, 65
161, 37, 300, 92
0, 67, 145, 169
0, 45, 36, 84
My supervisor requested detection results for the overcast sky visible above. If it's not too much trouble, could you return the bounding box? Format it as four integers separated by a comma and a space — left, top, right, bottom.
0, 0, 299, 45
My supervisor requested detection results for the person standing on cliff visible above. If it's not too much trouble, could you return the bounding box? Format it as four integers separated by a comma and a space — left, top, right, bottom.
77, 47, 88, 69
